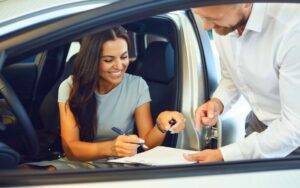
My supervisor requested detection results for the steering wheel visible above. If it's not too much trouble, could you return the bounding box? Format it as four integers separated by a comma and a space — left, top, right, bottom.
0, 74, 39, 156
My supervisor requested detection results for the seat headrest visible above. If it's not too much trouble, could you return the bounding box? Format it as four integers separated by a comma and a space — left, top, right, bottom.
127, 31, 138, 62
139, 41, 175, 84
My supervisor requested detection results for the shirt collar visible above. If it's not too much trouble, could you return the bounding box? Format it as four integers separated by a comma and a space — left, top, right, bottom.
245, 3, 266, 33
228, 3, 266, 37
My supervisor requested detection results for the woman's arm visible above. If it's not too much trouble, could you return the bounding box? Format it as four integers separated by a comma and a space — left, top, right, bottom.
134, 102, 166, 148
59, 102, 139, 161
135, 103, 186, 149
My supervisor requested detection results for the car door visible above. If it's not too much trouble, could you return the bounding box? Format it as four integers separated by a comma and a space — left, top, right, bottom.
167, 10, 250, 151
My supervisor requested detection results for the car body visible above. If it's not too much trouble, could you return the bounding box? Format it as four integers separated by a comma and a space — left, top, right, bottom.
0, 0, 299, 187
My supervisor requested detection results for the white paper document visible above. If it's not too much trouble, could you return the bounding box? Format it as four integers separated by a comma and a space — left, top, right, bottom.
108, 146, 197, 166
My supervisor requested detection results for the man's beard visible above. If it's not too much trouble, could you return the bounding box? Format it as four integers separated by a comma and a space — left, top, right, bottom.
214, 16, 248, 36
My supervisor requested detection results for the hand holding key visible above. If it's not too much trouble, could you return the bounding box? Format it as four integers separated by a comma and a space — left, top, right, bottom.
194, 98, 224, 130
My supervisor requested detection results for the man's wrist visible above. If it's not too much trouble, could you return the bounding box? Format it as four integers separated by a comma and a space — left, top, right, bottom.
211, 98, 224, 114
216, 149, 224, 161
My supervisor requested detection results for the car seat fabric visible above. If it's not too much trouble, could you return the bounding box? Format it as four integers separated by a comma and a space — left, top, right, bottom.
138, 42, 176, 120
137, 41, 178, 147
38, 56, 76, 156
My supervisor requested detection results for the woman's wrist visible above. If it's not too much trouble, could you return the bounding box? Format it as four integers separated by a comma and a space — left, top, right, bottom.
155, 121, 166, 134
101, 140, 115, 157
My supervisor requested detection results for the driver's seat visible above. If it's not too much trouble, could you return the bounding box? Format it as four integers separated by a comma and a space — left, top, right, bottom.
37, 56, 76, 159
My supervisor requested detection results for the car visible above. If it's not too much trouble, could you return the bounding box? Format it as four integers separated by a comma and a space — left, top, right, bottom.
0, 0, 299, 187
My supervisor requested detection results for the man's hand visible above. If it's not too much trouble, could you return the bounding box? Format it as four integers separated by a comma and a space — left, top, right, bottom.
194, 98, 224, 130
184, 149, 224, 163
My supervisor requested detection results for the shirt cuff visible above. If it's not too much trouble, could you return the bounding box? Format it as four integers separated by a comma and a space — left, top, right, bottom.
212, 89, 229, 109
212, 88, 239, 114
220, 143, 244, 161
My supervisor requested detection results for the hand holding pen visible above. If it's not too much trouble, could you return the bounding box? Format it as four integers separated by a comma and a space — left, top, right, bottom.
111, 127, 148, 157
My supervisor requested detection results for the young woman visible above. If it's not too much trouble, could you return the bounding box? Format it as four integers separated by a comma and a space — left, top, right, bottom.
25, 26, 185, 170
55, 26, 185, 166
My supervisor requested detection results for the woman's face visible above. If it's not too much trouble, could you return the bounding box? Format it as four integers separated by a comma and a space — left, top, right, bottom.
99, 37, 129, 88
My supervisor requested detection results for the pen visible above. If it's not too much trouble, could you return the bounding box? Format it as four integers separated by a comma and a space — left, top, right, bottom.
111, 127, 125, 135
111, 127, 149, 149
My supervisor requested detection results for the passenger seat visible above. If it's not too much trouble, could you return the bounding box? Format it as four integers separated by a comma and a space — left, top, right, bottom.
37, 56, 76, 158
136, 41, 178, 147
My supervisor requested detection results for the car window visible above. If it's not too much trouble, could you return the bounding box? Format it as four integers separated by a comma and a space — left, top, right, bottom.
19, 55, 36, 64
66, 41, 80, 62
1, 11, 189, 171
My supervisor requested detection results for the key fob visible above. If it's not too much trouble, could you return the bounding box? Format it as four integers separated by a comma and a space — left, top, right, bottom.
168, 118, 177, 126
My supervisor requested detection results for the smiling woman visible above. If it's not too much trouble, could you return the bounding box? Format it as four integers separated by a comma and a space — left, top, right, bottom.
22, 26, 185, 170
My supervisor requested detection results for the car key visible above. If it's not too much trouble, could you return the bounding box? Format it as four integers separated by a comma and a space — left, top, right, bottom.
169, 118, 177, 126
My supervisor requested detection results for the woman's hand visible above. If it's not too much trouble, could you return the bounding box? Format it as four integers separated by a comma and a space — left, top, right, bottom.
110, 135, 141, 157
156, 111, 186, 134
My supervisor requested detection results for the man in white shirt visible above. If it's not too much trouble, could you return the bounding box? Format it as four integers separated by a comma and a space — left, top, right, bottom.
184, 3, 300, 162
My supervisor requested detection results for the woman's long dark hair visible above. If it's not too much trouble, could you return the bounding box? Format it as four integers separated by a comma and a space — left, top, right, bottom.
69, 26, 129, 142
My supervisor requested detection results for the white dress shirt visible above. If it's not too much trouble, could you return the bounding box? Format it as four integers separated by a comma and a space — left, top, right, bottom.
213, 3, 300, 161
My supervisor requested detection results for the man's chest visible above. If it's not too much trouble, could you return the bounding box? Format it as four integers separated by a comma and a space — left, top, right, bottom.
217, 32, 280, 94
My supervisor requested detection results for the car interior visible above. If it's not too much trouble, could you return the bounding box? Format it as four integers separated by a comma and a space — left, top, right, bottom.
0, 15, 182, 169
